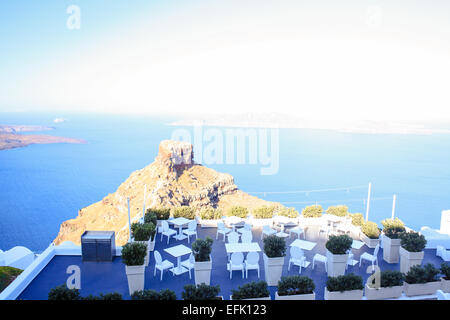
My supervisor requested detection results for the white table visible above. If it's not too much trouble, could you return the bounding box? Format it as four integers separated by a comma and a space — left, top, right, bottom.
224, 216, 244, 231
164, 244, 192, 275
225, 242, 261, 254
352, 239, 365, 250
171, 217, 191, 240
290, 239, 317, 251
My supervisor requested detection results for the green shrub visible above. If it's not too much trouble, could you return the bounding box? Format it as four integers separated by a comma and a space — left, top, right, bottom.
146, 207, 171, 220
48, 285, 81, 300
404, 264, 440, 284
131, 289, 177, 300
325, 235, 353, 255
277, 276, 315, 296
199, 207, 223, 220
83, 292, 123, 300
326, 274, 364, 292
121, 242, 147, 266
400, 231, 427, 252
227, 206, 249, 218
301, 205, 323, 218
231, 281, 270, 300
277, 207, 299, 218
131, 222, 156, 241
263, 235, 286, 258
367, 270, 404, 288
173, 206, 196, 219
0, 266, 22, 293
326, 205, 349, 217
252, 206, 276, 219
182, 283, 221, 300
144, 210, 157, 225
361, 221, 381, 239
351, 213, 364, 226
441, 263, 450, 280
192, 237, 213, 262
381, 218, 405, 239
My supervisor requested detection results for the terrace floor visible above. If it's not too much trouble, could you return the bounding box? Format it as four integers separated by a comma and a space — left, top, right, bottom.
17, 225, 444, 300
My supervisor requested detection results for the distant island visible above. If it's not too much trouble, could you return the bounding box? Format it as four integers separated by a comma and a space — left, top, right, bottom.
0, 125, 86, 151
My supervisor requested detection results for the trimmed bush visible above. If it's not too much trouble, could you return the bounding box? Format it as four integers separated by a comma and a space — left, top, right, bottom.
48, 285, 81, 300
326, 274, 364, 292
131, 289, 177, 300
146, 207, 171, 220
0, 266, 22, 293
192, 237, 213, 262
277, 207, 299, 218
404, 263, 440, 284
361, 221, 381, 239
400, 231, 427, 252
263, 235, 286, 258
121, 242, 147, 266
326, 205, 349, 217
301, 205, 323, 218
325, 235, 353, 255
277, 276, 315, 296
231, 281, 270, 300
367, 270, 404, 288
182, 283, 221, 300
252, 206, 276, 219
351, 213, 364, 226
131, 222, 156, 241
227, 206, 249, 218
144, 210, 157, 225
199, 207, 223, 220
83, 292, 123, 300
441, 263, 450, 280
381, 218, 405, 239
173, 206, 196, 219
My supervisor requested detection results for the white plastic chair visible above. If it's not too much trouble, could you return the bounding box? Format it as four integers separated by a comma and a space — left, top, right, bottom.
319, 220, 334, 238
227, 231, 240, 243
312, 253, 327, 272
289, 226, 305, 240
346, 249, 354, 270
261, 225, 277, 240
359, 244, 380, 271
216, 222, 231, 241
437, 289, 450, 300
437, 245, 450, 261
237, 223, 252, 234
245, 252, 260, 278
160, 220, 177, 244
288, 246, 306, 274
183, 220, 198, 243
181, 253, 195, 279
153, 250, 174, 280
336, 217, 352, 235
229, 252, 245, 279
241, 231, 252, 243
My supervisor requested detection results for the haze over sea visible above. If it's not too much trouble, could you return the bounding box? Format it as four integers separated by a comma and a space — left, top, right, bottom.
1, 112, 450, 252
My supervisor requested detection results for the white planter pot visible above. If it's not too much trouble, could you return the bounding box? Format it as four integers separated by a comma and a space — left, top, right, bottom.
194, 259, 212, 285
326, 250, 348, 277
324, 288, 363, 300
441, 278, 450, 293
200, 219, 219, 228
263, 254, 285, 286
399, 247, 424, 274
230, 295, 271, 300
250, 218, 274, 227
125, 265, 145, 295
382, 235, 401, 263
361, 233, 380, 249
364, 284, 403, 300
148, 237, 156, 251
274, 291, 315, 300
403, 281, 441, 297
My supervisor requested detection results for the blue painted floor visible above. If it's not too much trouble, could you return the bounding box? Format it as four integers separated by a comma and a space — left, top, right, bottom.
17, 225, 445, 300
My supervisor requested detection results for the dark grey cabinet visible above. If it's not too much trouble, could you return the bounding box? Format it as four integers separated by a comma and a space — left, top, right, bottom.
81, 231, 116, 262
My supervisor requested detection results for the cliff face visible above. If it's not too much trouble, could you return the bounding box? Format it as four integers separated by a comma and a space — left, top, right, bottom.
54, 140, 280, 246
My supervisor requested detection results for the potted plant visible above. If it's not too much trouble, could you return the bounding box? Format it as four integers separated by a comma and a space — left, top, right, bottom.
192, 237, 213, 285
324, 273, 364, 300
121, 242, 147, 295
263, 235, 286, 286
146, 207, 171, 228
441, 263, 450, 293
399, 231, 427, 274
173, 206, 196, 220
360, 221, 381, 248
131, 222, 156, 266
275, 207, 300, 226
48, 284, 81, 300
325, 235, 353, 277
230, 281, 271, 300
199, 207, 223, 228
403, 263, 441, 297
365, 270, 404, 300
131, 289, 177, 300
182, 283, 222, 300
275, 275, 315, 300
326, 205, 349, 217
251, 206, 276, 226
349, 213, 364, 239
381, 218, 406, 263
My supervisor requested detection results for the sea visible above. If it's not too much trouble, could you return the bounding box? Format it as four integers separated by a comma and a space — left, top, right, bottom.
1, 112, 450, 252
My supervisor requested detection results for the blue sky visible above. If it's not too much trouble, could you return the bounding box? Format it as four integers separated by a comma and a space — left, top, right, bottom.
1, 1, 450, 122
